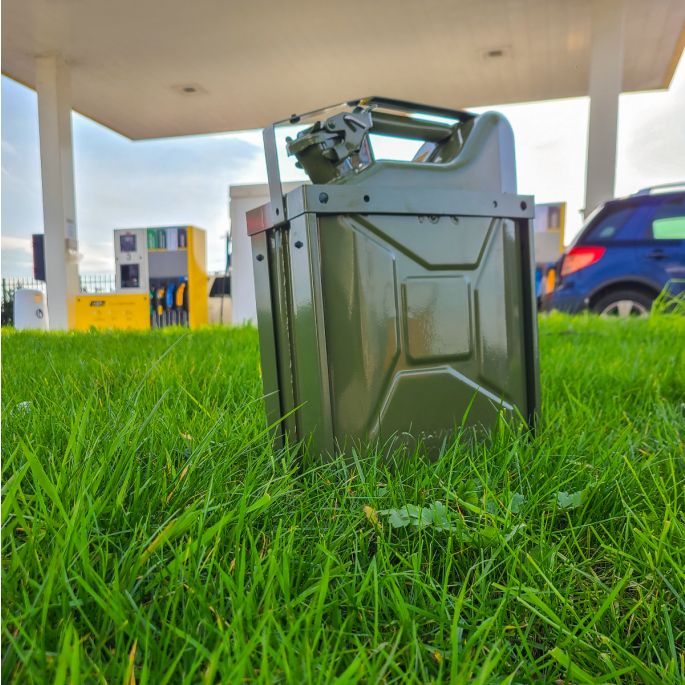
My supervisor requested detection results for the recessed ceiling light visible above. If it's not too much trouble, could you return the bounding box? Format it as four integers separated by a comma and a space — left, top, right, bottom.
480, 47, 512, 60
172, 83, 208, 96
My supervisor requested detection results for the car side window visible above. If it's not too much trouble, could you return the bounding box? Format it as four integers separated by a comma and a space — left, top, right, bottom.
583, 204, 652, 242
648, 196, 685, 240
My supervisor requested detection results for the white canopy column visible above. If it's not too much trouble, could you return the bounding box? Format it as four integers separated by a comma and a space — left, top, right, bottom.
36, 54, 80, 329
584, 0, 626, 217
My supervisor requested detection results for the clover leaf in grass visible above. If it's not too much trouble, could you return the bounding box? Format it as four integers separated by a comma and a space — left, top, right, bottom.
386, 507, 412, 528
379, 502, 446, 529
376, 501, 513, 548
509, 492, 526, 514
557, 490, 584, 510
428, 501, 452, 531
407, 503, 434, 527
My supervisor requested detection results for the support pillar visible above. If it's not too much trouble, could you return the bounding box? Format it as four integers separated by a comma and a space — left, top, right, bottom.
584, 0, 625, 217
36, 55, 79, 329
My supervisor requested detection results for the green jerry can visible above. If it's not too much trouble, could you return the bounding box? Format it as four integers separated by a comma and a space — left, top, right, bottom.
247, 97, 540, 457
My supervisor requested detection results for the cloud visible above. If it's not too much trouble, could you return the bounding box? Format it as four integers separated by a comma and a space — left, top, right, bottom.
1, 235, 32, 254
77, 241, 115, 272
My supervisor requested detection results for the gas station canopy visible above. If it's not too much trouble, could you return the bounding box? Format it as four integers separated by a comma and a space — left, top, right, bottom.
3, 0, 684, 140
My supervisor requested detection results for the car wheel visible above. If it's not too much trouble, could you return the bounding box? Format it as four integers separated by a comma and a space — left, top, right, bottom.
592, 290, 654, 318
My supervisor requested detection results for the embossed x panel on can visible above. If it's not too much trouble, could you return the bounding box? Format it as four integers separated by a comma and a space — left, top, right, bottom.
317, 213, 531, 454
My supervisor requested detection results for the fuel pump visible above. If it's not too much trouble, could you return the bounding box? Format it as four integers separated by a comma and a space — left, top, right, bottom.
78, 224, 208, 331
175, 278, 188, 326
165, 281, 176, 325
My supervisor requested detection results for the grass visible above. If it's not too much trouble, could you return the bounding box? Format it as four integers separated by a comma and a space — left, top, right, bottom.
2, 314, 684, 684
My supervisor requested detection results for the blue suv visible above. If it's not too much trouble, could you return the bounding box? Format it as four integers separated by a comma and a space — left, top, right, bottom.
542, 185, 685, 316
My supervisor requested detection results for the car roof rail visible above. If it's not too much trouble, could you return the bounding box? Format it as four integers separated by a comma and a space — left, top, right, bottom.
633, 181, 685, 196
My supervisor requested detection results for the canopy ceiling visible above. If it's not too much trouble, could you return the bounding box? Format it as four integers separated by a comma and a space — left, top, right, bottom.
2, 0, 684, 139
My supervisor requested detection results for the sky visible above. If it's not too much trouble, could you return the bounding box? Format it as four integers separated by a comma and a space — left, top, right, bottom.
1, 52, 684, 278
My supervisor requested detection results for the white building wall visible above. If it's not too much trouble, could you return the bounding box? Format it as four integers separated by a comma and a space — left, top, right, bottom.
229, 182, 302, 324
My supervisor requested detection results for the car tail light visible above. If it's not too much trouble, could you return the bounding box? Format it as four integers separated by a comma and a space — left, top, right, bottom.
545, 268, 556, 292
560, 246, 606, 277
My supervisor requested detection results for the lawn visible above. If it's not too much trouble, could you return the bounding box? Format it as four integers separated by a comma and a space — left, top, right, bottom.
2, 315, 684, 684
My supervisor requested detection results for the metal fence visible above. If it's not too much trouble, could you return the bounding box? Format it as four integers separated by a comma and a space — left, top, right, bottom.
1, 274, 116, 326
78, 273, 116, 294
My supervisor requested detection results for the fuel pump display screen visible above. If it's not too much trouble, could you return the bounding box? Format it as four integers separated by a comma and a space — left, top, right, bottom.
119, 234, 137, 252
120, 264, 140, 288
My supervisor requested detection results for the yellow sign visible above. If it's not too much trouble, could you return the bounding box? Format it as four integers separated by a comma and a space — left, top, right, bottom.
74, 294, 149, 331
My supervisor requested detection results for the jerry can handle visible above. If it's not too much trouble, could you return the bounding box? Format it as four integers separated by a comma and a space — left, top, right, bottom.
262, 97, 476, 222
349, 96, 475, 124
